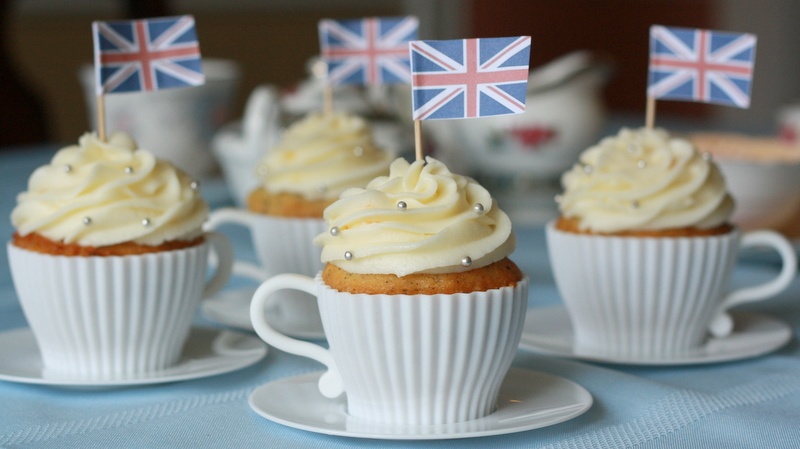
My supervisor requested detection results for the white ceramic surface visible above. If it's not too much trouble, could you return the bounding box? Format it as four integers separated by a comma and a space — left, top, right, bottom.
715, 158, 800, 232
0, 327, 267, 387
204, 208, 326, 328
79, 59, 241, 178
248, 367, 592, 440
250, 274, 528, 426
7, 233, 233, 380
211, 85, 283, 207
202, 287, 325, 339
547, 224, 796, 359
519, 306, 792, 365
427, 50, 610, 180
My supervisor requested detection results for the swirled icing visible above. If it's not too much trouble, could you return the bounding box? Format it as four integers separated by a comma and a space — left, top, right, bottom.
11, 132, 208, 246
558, 127, 734, 232
256, 112, 394, 200
313, 157, 515, 276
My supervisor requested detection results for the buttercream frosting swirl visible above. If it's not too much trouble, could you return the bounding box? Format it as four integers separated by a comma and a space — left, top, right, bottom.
313, 157, 515, 276
256, 112, 394, 200
11, 132, 208, 246
558, 127, 734, 233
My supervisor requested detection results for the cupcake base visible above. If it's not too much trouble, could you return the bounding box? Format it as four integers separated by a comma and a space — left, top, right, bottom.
247, 187, 331, 218
321, 258, 524, 295
554, 216, 733, 237
12, 232, 203, 256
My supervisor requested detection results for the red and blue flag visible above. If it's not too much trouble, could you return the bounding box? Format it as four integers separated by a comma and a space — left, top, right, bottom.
92, 15, 204, 95
648, 25, 756, 108
409, 36, 531, 120
318, 16, 418, 86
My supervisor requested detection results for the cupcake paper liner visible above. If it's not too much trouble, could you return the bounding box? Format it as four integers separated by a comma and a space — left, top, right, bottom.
316, 276, 529, 425
8, 242, 211, 380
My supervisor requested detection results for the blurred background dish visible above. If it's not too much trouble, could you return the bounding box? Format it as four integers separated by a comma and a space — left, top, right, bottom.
688, 133, 800, 239
212, 85, 282, 207
79, 58, 241, 178
426, 51, 612, 226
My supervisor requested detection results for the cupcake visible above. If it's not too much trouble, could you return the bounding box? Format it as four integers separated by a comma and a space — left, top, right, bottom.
314, 156, 522, 293
8, 132, 232, 379
545, 127, 794, 359
207, 111, 395, 333
248, 111, 395, 218
240, 156, 529, 425
12, 132, 208, 254
554, 127, 734, 237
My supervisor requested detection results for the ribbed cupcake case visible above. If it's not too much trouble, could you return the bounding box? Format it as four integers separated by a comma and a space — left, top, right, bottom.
8, 243, 210, 380
207, 209, 326, 324
317, 278, 529, 425
547, 227, 739, 359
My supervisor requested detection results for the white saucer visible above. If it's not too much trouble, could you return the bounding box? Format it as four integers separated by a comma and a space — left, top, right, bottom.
248, 368, 592, 440
0, 327, 267, 387
202, 287, 326, 340
519, 306, 792, 365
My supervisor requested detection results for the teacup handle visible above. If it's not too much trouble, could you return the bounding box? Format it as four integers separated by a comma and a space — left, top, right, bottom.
709, 230, 798, 337
204, 208, 270, 281
202, 232, 234, 298
250, 274, 344, 398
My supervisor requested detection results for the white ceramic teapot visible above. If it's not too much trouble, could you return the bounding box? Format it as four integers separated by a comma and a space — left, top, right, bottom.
426, 50, 612, 181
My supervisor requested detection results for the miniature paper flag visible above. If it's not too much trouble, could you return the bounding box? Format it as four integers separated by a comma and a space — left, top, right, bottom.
92, 15, 204, 95
318, 16, 419, 86
410, 36, 531, 120
648, 25, 756, 108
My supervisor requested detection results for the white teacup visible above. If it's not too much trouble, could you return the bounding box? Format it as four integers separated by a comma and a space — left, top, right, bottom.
547, 223, 797, 359
205, 208, 327, 331
7, 233, 233, 380
250, 273, 528, 425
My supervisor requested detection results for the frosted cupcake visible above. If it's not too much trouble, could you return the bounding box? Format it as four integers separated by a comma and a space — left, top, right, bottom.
251, 156, 528, 425
314, 156, 521, 293
206, 112, 394, 332
8, 132, 232, 379
248, 111, 395, 217
547, 127, 795, 359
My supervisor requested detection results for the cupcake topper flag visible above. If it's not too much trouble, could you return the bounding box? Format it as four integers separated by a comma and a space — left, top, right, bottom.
645, 25, 757, 129
91, 15, 205, 141
318, 16, 419, 116
409, 36, 532, 161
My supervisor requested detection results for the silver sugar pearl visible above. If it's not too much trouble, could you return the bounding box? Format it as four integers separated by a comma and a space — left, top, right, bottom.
627, 144, 637, 154
397, 201, 408, 211
582, 164, 593, 174
330, 226, 341, 237
353, 146, 364, 157
631, 200, 640, 209
82, 216, 92, 225
473, 203, 485, 214
461, 256, 473, 267
637, 160, 647, 169
142, 218, 151, 227
124, 166, 134, 174
64, 164, 73, 173
554, 194, 563, 204
318, 185, 328, 193
190, 180, 199, 190
344, 251, 354, 261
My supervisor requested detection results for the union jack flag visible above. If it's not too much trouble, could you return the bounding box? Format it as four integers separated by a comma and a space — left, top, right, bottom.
648, 25, 757, 108
319, 16, 418, 86
409, 36, 531, 120
92, 15, 204, 95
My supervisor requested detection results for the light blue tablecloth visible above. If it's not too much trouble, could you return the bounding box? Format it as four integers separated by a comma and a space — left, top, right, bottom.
1, 145, 798, 449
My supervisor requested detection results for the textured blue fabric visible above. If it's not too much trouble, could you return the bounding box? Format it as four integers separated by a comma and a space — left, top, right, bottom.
1, 145, 798, 449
